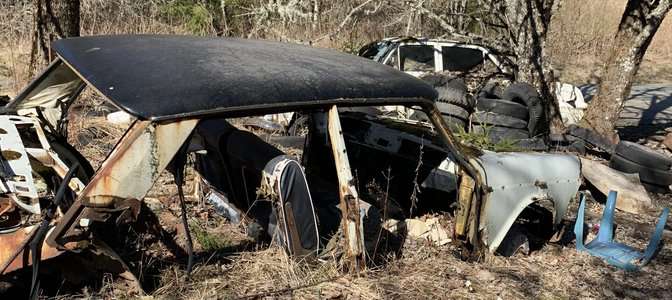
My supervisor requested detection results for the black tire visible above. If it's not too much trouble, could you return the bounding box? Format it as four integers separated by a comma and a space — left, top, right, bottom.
442, 115, 467, 130
642, 182, 670, 194
471, 125, 529, 142
478, 81, 504, 99
609, 154, 672, 186
436, 102, 470, 120
514, 138, 549, 151
614, 141, 672, 171
435, 81, 474, 109
503, 83, 546, 135
566, 125, 616, 154
471, 112, 527, 129
476, 97, 529, 120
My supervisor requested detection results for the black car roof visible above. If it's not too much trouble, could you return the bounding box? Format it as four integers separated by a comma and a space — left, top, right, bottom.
53, 35, 437, 120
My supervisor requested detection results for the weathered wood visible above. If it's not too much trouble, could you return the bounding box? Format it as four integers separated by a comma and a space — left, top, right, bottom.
582, 0, 672, 140
326, 105, 365, 271
580, 158, 653, 214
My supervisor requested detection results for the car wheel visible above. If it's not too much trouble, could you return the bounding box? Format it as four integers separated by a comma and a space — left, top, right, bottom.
614, 141, 672, 171
475, 97, 529, 120
471, 111, 528, 129
503, 83, 546, 135
609, 153, 672, 186
471, 125, 529, 142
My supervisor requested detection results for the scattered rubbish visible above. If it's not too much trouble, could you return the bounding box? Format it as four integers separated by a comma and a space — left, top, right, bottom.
241, 117, 285, 132
384, 217, 451, 246
574, 191, 669, 271
555, 82, 587, 125
206, 189, 242, 224
106, 110, 132, 125
580, 158, 652, 214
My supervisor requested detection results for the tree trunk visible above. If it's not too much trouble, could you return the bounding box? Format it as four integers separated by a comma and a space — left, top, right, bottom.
29, 0, 80, 74
581, 0, 672, 141
504, 0, 564, 134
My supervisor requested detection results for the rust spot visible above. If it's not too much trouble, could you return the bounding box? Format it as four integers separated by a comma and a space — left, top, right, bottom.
1, 150, 21, 160
534, 180, 548, 189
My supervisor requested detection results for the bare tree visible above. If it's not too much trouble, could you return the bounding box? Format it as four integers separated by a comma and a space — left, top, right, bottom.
505, 0, 560, 125
29, 0, 80, 74
581, 0, 672, 141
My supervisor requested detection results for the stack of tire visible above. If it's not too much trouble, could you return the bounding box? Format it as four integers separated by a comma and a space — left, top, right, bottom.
472, 82, 547, 147
432, 79, 475, 131
609, 141, 672, 193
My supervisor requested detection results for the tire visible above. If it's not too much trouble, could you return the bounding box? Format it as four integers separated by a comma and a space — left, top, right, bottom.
614, 141, 672, 171
435, 81, 474, 109
503, 83, 546, 135
471, 125, 529, 142
566, 125, 616, 154
442, 115, 467, 130
476, 97, 529, 120
514, 138, 549, 151
478, 81, 504, 99
436, 102, 470, 120
471, 112, 527, 129
642, 182, 670, 194
609, 154, 672, 186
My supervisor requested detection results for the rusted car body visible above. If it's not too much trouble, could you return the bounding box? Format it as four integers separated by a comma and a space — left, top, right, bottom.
0, 35, 580, 287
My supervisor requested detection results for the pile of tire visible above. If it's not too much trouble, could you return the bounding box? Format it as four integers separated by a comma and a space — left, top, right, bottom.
428, 78, 475, 131
472, 82, 547, 148
609, 141, 672, 193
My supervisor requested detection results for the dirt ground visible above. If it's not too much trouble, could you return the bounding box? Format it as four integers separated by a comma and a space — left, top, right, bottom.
39, 115, 671, 299
1, 37, 672, 300
64, 183, 671, 299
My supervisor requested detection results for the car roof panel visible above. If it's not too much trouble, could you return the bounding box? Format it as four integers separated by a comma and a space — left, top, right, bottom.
53, 35, 437, 120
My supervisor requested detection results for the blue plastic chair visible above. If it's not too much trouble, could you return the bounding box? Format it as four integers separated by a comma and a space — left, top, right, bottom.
574, 191, 669, 271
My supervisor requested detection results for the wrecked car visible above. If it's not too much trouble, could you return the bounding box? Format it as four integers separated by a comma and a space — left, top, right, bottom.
0, 35, 580, 293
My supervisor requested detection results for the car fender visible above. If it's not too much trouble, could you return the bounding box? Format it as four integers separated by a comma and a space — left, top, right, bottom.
470, 151, 581, 252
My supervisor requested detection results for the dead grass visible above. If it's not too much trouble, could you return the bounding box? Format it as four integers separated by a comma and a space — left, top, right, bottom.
136, 196, 672, 299
1, 2, 672, 299
548, 0, 672, 84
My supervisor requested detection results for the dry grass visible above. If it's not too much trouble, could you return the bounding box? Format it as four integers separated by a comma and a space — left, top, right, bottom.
1, 1, 672, 299
547, 0, 672, 84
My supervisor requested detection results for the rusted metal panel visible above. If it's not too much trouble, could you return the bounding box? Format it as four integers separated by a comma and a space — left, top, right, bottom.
81, 119, 198, 207
473, 152, 581, 252
0, 225, 62, 275
327, 106, 365, 271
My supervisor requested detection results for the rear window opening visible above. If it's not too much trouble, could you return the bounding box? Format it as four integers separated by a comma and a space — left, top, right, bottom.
400, 45, 435, 72
441, 46, 485, 72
